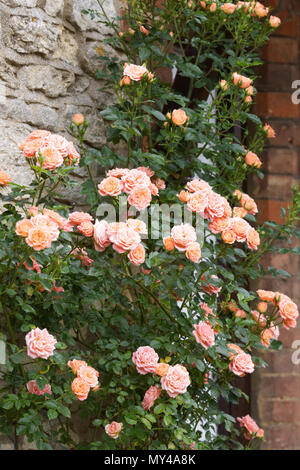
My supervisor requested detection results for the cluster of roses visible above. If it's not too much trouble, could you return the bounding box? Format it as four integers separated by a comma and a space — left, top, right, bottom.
93, 218, 147, 266
257, 289, 299, 330
120, 63, 154, 86
16, 207, 75, 251
200, 0, 281, 28
163, 224, 202, 263
232, 189, 258, 217
19, 130, 80, 170
16, 211, 63, 252
177, 178, 260, 250
221, 71, 255, 105
192, 304, 255, 377
98, 167, 165, 211
69, 359, 99, 401
132, 346, 191, 409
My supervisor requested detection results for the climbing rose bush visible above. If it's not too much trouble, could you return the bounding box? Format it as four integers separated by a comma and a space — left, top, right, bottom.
0, 0, 298, 451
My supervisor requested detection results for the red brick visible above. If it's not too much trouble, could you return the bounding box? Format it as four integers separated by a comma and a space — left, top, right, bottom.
261, 38, 298, 63
264, 121, 300, 147
257, 199, 289, 224
256, 64, 298, 92
255, 92, 299, 118
275, 11, 300, 37
264, 149, 298, 174
259, 350, 300, 374
261, 400, 300, 424
254, 174, 295, 199
278, 325, 300, 346
261, 252, 299, 276
258, 375, 300, 399
261, 424, 300, 449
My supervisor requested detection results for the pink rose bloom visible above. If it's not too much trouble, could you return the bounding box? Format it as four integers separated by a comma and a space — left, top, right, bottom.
128, 243, 145, 265
193, 321, 215, 349
30, 214, 59, 241
149, 182, 159, 196
107, 168, 130, 178
93, 219, 111, 252
123, 63, 149, 81
47, 134, 69, 158
68, 359, 88, 374
257, 289, 276, 302
261, 325, 280, 348
132, 346, 159, 375
25, 225, 53, 251
98, 176, 124, 197
42, 209, 68, 230
204, 192, 232, 220
229, 353, 255, 377
186, 178, 211, 194
240, 194, 258, 215
136, 166, 155, 177
27, 380, 52, 396
161, 364, 191, 398
278, 297, 299, 328
237, 414, 263, 440
171, 109, 188, 126
245, 151, 262, 168
25, 327, 57, 360
72, 377, 90, 401
227, 343, 244, 361
264, 124, 276, 139
171, 224, 197, 251
105, 421, 123, 439
122, 169, 151, 193
112, 226, 141, 253
247, 227, 260, 250
208, 216, 231, 234
269, 15, 281, 28
127, 184, 152, 211
126, 218, 147, 235
232, 72, 252, 89
221, 3, 237, 14
187, 191, 208, 214
231, 217, 250, 242
77, 365, 99, 388
38, 146, 64, 171
221, 229, 237, 244
186, 242, 201, 263
77, 221, 94, 237
69, 212, 93, 226
142, 385, 162, 411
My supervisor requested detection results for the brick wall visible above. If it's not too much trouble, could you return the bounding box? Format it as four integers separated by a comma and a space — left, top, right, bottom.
251, 0, 300, 450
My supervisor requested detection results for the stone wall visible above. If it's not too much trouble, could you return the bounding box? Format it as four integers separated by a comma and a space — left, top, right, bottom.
0, 0, 120, 449
0, 0, 121, 188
